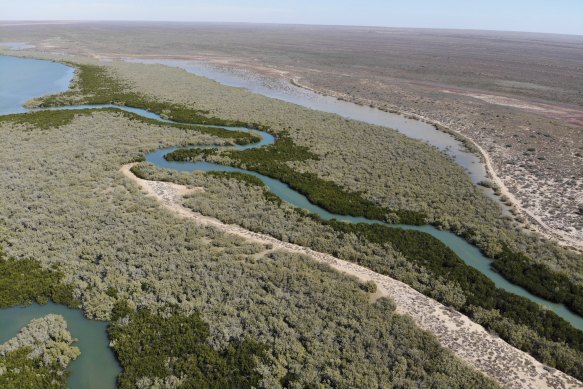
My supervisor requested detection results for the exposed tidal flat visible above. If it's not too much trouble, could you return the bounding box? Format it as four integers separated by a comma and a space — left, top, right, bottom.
1, 53, 583, 387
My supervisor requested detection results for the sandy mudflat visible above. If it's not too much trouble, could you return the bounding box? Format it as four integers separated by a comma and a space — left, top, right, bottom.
121, 163, 582, 389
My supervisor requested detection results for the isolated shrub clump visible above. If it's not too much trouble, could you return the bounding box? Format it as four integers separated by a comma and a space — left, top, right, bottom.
361, 280, 378, 293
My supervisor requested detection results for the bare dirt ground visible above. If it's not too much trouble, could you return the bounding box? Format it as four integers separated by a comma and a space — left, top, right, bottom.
1, 22, 579, 248
438, 87, 583, 127
121, 162, 582, 389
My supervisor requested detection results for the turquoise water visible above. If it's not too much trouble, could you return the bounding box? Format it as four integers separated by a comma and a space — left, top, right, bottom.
0, 303, 117, 389
0, 55, 121, 389
0, 56, 73, 115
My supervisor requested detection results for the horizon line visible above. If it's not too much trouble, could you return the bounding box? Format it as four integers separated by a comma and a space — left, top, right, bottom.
0, 19, 582, 38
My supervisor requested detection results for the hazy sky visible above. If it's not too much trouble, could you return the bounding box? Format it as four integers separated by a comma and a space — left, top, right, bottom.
1, 0, 582, 36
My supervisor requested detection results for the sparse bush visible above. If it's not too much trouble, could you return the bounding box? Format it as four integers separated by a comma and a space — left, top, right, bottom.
361, 280, 377, 293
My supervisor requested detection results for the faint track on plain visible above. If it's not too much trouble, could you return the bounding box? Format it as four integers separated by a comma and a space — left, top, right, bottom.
121, 163, 582, 389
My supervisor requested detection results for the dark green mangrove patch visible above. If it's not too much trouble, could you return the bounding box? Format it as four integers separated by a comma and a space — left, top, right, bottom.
492, 247, 583, 317
0, 249, 78, 309
37, 63, 253, 128
108, 302, 269, 389
166, 134, 427, 225
0, 109, 92, 130
0, 347, 68, 388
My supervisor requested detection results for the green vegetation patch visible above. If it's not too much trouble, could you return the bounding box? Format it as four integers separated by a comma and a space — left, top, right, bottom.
166, 134, 427, 225
207, 171, 265, 187
0, 314, 80, 388
37, 63, 251, 128
0, 347, 67, 389
492, 247, 583, 316
207, 171, 283, 205
0, 109, 91, 130
164, 147, 216, 162
30, 63, 261, 144
0, 250, 78, 308
120, 112, 261, 145
108, 302, 269, 389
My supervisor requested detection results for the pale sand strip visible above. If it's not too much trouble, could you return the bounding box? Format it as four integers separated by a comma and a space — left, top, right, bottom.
121, 163, 582, 389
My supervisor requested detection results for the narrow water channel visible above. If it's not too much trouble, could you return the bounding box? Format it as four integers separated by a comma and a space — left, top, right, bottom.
144, 126, 583, 332
126, 59, 486, 180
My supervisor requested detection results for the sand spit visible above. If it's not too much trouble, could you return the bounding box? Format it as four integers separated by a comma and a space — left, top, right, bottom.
121, 163, 582, 389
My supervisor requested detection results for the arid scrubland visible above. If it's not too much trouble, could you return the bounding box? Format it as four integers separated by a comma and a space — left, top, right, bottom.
0, 111, 499, 387
0, 22, 580, 245
0, 315, 79, 387
0, 22, 580, 388
11, 57, 581, 378
123, 163, 583, 388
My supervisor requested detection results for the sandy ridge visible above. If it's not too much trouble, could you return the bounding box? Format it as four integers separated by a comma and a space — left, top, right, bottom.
422, 113, 583, 252
121, 163, 582, 389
